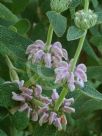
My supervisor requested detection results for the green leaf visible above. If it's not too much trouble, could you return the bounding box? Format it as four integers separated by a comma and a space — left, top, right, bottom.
46, 11, 67, 37
87, 66, 102, 82
67, 26, 85, 41
0, 129, 7, 136
96, 11, 102, 24
80, 82, 102, 101
12, 111, 29, 130
0, 25, 32, 64
0, 3, 18, 23
70, 0, 80, 8
90, 35, 102, 47
0, 107, 8, 122
10, 0, 30, 14
83, 40, 99, 62
14, 19, 31, 35
0, 83, 19, 108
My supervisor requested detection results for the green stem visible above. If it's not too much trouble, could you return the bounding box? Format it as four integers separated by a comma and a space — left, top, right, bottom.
84, 0, 89, 11
54, 87, 68, 111
71, 0, 89, 72
71, 30, 87, 72
45, 24, 53, 51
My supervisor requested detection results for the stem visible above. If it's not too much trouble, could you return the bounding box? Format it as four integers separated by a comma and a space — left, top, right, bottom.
45, 24, 53, 51
84, 0, 89, 11
71, 0, 89, 72
54, 87, 68, 111
71, 31, 87, 72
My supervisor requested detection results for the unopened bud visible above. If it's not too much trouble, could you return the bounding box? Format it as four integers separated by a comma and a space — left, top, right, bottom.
51, 0, 72, 13
74, 9, 97, 30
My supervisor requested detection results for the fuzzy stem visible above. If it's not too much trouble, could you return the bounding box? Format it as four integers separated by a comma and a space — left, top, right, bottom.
45, 24, 53, 51
71, 0, 89, 72
54, 87, 68, 111
84, 0, 89, 11
71, 30, 87, 72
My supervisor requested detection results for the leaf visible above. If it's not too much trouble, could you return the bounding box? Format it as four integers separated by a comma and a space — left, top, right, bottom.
46, 11, 67, 37
0, 2, 18, 23
0, 107, 8, 122
0, 129, 8, 136
0, 83, 19, 108
67, 26, 85, 41
10, 0, 30, 14
80, 82, 102, 101
14, 19, 31, 35
70, 0, 80, 8
0, 25, 32, 65
12, 111, 29, 130
96, 11, 102, 24
83, 40, 99, 62
90, 35, 102, 47
87, 66, 102, 82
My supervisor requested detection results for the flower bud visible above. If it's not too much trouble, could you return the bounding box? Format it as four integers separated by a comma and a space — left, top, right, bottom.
50, 0, 72, 13
74, 9, 97, 30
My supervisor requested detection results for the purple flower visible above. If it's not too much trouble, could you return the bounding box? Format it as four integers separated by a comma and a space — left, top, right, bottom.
54, 118, 62, 131
51, 42, 68, 61
55, 60, 87, 91
39, 113, 49, 126
12, 92, 25, 102
64, 98, 74, 106
62, 106, 75, 113
26, 40, 69, 68
51, 89, 59, 101
75, 64, 87, 87
49, 112, 57, 125
18, 103, 29, 112
43, 53, 52, 68
55, 61, 69, 83
34, 85, 42, 97
32, 111, 38, 121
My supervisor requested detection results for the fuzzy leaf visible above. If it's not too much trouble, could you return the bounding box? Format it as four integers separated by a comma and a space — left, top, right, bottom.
0, 129, 7, 136
67, 26, 85, 41
46, 11, 67, 37
12, 111, 29, 130
14, 19, 31, 35
96, 11, 102, 24
80, 82, 102, 101
0, 83, 19, 108
0, 3, 18, 23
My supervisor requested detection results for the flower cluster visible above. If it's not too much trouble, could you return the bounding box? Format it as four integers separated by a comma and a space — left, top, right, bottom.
55, 61, 87, 91
26, 40, 68, 68
74, 9, 97, 30
12, 81, 75, 131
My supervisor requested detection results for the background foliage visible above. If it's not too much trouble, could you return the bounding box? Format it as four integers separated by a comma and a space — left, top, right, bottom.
0, 0, 102, 136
